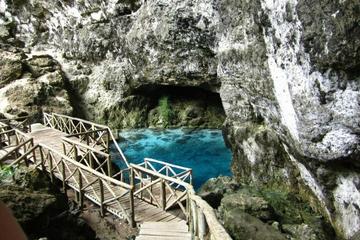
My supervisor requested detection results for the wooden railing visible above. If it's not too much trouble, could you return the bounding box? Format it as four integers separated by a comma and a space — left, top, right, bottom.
130, 164, 231, 240
62, 136, 113, 177
0, 129, 36, 164
139, 158, 192, 186
5, 133, 135, 227
43, 112, 129, 167
131, 164, 188, 215
0, 115, 33, 133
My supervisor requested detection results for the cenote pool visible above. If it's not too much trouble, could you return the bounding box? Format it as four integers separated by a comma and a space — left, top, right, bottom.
111, 128, 232, 189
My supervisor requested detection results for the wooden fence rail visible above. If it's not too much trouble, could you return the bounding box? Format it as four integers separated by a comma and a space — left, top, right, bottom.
130, 163, 231, 240
43, 112, 129, 167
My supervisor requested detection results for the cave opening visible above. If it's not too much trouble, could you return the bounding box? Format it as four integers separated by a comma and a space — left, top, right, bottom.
131, 84, 226, 129
111, 84, 232, 189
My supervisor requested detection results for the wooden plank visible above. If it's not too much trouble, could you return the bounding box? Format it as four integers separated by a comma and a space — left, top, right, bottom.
136, 236, 190, 240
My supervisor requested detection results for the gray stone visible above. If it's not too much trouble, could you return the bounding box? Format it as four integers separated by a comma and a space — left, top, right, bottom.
222, 209, 287, 240
219, 192, 274, 221
0, 50, 24, 86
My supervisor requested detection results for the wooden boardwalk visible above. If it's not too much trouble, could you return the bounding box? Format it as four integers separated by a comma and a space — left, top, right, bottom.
0, 113, 232, 240
27, 124, 186, 224
137, 222, 191, 240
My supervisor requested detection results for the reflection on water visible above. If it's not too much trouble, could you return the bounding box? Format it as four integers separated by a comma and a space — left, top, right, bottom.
112, 128, 232, 189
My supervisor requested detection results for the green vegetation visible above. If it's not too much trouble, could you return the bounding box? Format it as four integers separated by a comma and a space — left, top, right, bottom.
0, 165, 14, 181
158, 96, 173, 127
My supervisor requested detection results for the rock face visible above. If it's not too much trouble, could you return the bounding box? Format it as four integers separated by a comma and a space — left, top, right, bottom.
0, 166, 96, 240
0, 48, 73, 119
0, 0, 359, 238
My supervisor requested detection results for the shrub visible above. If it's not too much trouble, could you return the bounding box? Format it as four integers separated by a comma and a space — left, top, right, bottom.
158, 96, 173, 127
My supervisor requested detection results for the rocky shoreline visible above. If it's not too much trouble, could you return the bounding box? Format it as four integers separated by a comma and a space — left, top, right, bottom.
199, 176, 335, 240
0, 166, 137, 240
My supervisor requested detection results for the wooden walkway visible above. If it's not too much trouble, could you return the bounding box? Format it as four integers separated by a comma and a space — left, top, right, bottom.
0, 112, 232, 240
27, 124, 186, 224
137, 222, 191, 240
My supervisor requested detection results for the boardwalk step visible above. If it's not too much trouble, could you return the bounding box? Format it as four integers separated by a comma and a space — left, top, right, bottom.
137, 221, 190, 240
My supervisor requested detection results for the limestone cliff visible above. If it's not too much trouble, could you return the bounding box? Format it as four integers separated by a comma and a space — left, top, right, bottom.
0, 0, 359, 238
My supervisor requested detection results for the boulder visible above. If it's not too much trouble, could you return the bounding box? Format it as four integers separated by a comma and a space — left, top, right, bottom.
282, 224, 318, 240
27, 55, 60, 78
198, 176, 239, 208
222, 209, 287, 240
219, 191, 274, 221
0, 50, 24, 86
0, 166, 96, 240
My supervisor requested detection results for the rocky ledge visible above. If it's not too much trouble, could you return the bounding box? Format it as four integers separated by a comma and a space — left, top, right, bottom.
0, 166, 136, 240
199, 176, 335, 240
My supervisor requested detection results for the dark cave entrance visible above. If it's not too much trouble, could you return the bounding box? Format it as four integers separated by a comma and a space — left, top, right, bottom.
131, 84, 226, 128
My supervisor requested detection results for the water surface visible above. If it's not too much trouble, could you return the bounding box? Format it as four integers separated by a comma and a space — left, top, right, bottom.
112, 128, 232, 189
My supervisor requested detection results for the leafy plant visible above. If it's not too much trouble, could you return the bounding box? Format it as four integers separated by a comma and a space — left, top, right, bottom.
158, 96, 173, 127
0, 165, 14, 181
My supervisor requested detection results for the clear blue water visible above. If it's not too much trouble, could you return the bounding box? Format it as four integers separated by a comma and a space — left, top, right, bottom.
112, 128, 232, 189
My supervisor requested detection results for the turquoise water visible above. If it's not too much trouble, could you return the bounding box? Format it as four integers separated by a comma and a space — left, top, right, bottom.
112, 128, 232, 189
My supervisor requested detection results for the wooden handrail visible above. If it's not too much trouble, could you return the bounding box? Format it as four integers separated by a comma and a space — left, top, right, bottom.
43, 112, 129, 167
62, 137, 109, 157
9, 144, 39, 167
130, 164, 191, 189
130, 163, 230, 240
39, 143, 132, 190
189, 193, 232, 240
65, 128, 108, 137
0, 129, 15, 136
46, 112, 109, 130
0, 138, 33, 162
144, 158, 192, 171
134, 178, 162, 195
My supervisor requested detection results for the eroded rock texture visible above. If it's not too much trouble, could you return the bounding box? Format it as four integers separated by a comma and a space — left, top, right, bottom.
0, 0, 359, 238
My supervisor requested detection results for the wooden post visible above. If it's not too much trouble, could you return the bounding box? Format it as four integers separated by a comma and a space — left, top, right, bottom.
89, 151, 94, 169
140, 172, 143, 199
107, 155, 112, 177
49, 154, 54, 183
61, 161, 66, 193
78, 170, 83, 208
186, 193, 190, 224
106, 129, 110, 153
86, 132, 90, 146
73, 145, 78, 162
198, 211, 206, 240
160, 179, 166, 210
190, 170, 193, 185
24, 146, 29, 167
62, 142, 67, 156
129, 188, 135, 228
31, 139, 36, 164
130, 168, 134, 187
190, 201, 198, 238
189, 199, 194, 235
150, 175, 153, 205
99, 179, 105, 217
39, 147, 45, 172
